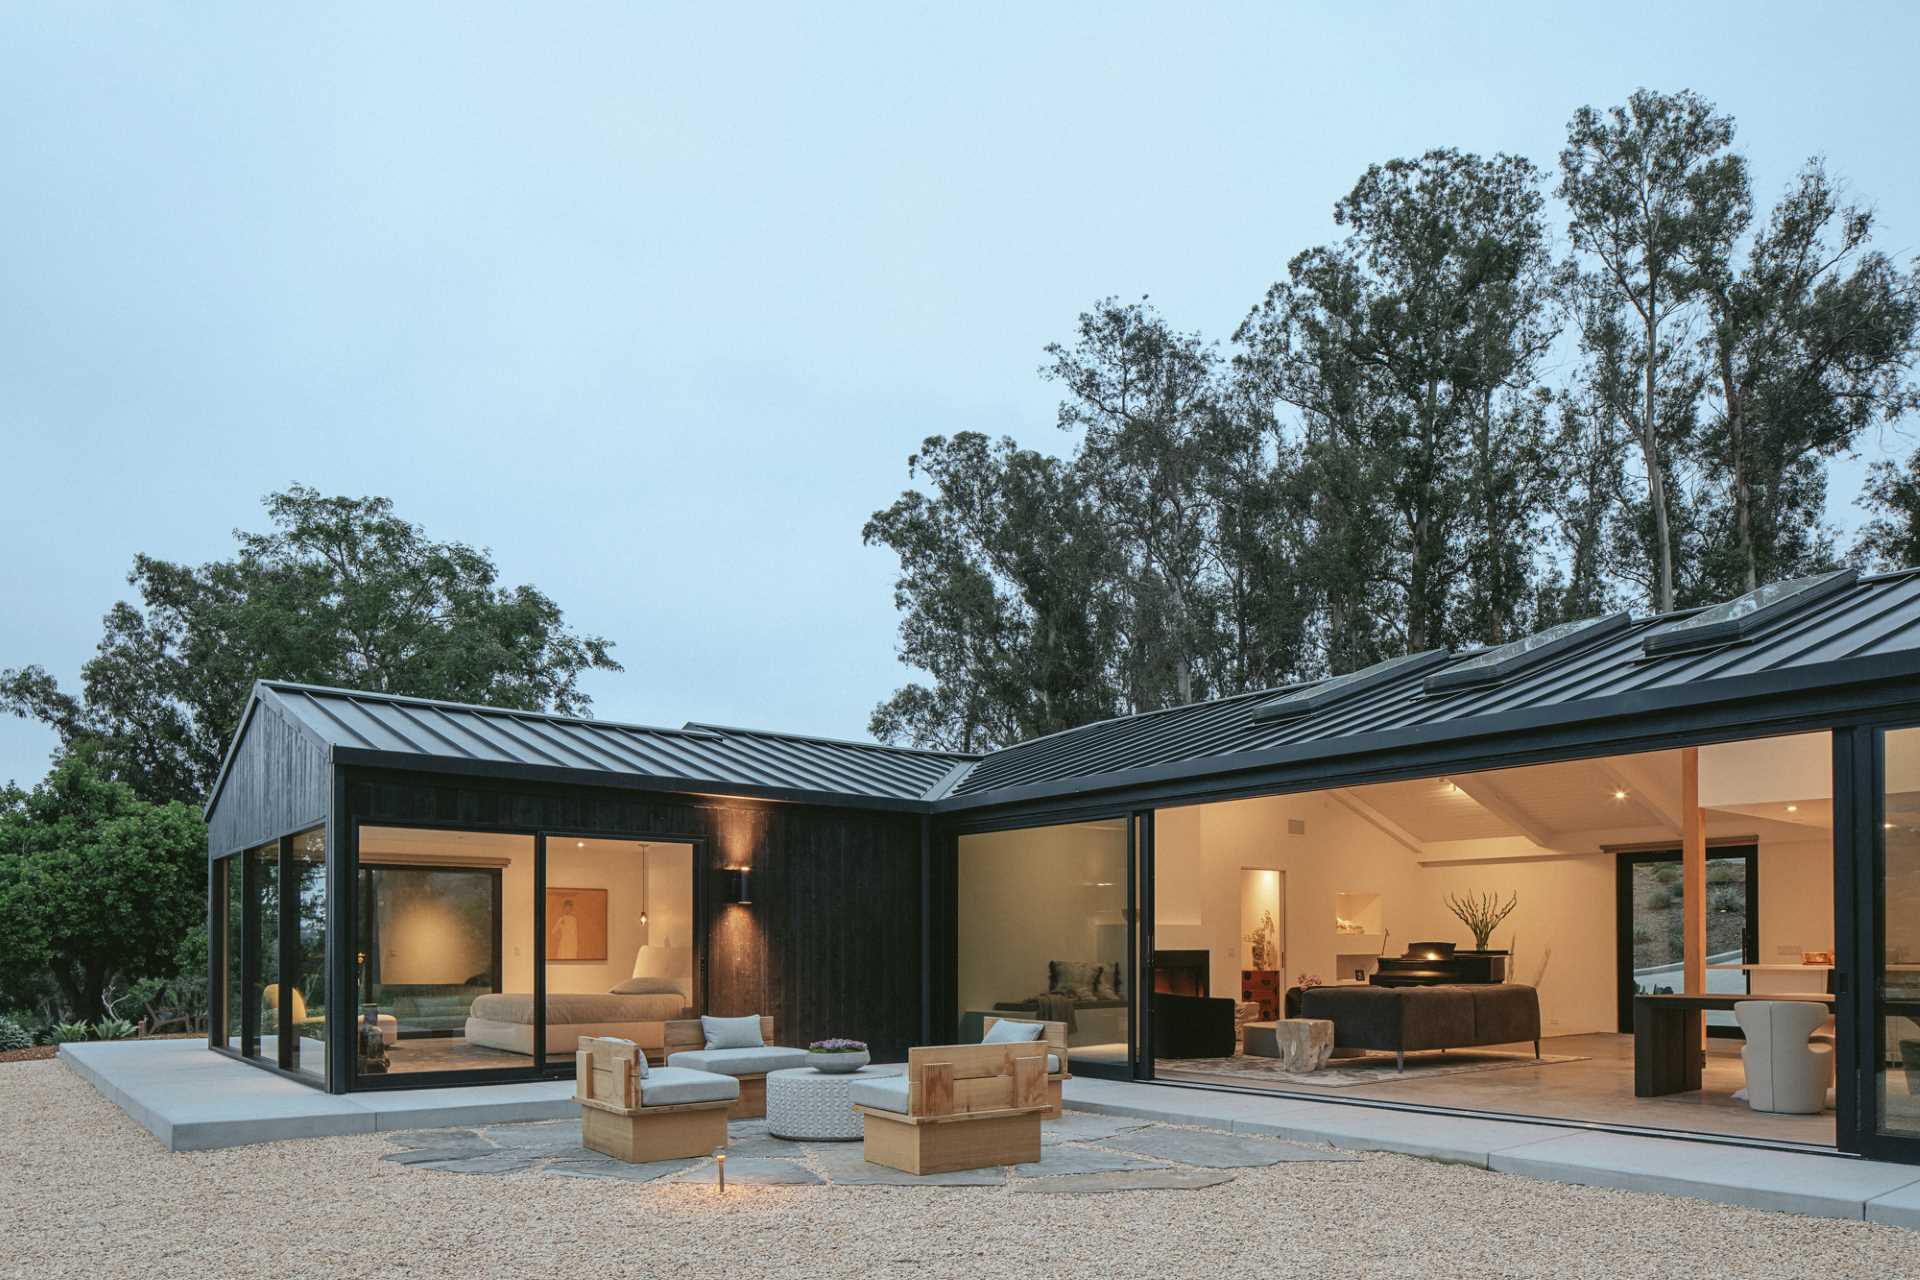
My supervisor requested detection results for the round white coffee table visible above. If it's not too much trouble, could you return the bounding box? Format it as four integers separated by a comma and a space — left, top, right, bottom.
766, 1064, 901, 1141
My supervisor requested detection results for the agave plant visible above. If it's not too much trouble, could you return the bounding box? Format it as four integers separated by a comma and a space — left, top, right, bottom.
50, 1021, 92, 1045
1445, 890, 1518, 949
92, 1016, 139, 1041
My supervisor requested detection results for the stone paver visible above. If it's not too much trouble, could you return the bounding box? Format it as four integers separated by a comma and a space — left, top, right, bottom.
1013, 1169, 1236, 1194
1015, 1144, 1170, 1177
1040, 1112, 1154, 1144
670, 1156, 821, 1186
1095, 1126, 1356, 1168
546, 1155, 702, 1183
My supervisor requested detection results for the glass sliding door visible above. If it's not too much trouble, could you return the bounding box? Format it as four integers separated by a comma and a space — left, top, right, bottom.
1874, 727, 1920, 1145
354, 826, 532, 1081
956, 819, 1132, 1077
540, 838, 697, 1072
248, 840, 280, 1062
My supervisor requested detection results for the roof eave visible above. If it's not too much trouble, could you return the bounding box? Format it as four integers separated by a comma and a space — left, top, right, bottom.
933, 646, 1920, 816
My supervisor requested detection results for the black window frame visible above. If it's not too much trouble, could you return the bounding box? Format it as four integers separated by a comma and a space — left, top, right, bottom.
1614, 844, 1760, 1036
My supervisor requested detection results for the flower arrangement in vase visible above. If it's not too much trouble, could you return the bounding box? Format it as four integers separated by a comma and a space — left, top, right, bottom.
807, 1038, 869, 1073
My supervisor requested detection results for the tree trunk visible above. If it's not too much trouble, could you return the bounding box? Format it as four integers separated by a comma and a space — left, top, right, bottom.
1643, 308, 1675, 612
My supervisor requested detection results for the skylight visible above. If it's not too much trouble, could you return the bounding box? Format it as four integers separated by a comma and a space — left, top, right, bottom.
1249, 649, 1449, 723
1424, 612, 1632, 694
1642, 568, 1857, 656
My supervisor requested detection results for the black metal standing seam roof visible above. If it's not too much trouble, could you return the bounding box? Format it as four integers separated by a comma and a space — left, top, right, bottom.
944, 567, 1920, 800
206, 568, 1920, 820
247, 682, 977, 805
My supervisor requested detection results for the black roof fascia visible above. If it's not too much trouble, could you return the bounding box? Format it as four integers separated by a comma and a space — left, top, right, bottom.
328, 747, 933, 815
933, 646, 1920, 821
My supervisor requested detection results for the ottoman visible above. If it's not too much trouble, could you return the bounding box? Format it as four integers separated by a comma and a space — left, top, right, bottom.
766, 1065, 903, 1141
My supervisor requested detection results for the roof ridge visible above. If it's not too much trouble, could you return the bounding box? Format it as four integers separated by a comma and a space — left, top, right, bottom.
680, 720, 981, 759
258, 680, 725, 741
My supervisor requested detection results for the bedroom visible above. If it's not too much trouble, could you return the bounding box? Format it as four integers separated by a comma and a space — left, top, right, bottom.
348, 827, 695, 1077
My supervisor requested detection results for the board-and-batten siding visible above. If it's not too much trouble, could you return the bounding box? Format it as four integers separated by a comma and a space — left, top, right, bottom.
344, 769, 926, 1060
206, 700, 330, 856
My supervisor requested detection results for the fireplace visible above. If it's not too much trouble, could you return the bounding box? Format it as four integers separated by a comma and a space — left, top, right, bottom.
1152, 949, 1209, 997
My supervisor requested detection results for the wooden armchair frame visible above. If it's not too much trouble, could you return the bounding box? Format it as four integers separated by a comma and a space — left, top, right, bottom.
853, 1042, 1048, 1175
574, 1036, 731, 1163
662, 1015, 779, 1119
982, 1015, 1071, 1117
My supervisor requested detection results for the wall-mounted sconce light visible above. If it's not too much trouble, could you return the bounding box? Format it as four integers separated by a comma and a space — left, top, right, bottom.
724, 867, 752, 905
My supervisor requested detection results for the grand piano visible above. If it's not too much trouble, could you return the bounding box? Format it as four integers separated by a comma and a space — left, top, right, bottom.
1370, 940, 1509, 986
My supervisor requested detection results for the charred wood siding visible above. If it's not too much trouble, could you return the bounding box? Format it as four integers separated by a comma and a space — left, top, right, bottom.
343, 768, 926, 1060
207, 701, 329, 856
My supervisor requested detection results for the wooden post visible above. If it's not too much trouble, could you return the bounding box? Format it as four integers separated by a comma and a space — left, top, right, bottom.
1681, 747, 1706, 1056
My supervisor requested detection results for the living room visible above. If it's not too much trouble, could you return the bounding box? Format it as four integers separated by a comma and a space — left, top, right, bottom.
1147, 731, 1840, 1147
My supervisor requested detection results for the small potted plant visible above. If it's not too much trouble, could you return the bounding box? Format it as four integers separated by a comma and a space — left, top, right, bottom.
807, 1037, 869, 1073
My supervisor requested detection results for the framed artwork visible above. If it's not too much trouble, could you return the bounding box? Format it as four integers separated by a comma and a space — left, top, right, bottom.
546, 886, 608, 962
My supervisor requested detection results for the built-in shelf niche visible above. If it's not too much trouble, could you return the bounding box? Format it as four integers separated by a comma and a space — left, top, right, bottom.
1333, 892, 1383, 951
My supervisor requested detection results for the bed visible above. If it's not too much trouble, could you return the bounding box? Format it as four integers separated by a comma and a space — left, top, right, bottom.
464, 989, 690, 1057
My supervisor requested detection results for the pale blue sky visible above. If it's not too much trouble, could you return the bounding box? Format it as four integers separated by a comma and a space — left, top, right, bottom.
3, 2, 1916, 788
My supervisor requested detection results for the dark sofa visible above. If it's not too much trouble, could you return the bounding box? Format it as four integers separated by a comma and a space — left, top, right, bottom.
1298, 983, 1541, 1070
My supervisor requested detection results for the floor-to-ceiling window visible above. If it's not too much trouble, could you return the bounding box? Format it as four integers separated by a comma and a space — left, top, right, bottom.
248, 840, 279, 1063
289, 829, 326, 1081
217, 854, 243, 1053
956, 819, 1131, 1073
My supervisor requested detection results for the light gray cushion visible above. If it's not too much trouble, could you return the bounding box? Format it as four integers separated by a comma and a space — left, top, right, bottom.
1047, 1053, 1061, 1073
983, 1019, 1046, 1045
702, 1014, 765, 1049
667, 1046, 810, 1076
848, 1074, 910, 1114
638, 1066, 740, 1107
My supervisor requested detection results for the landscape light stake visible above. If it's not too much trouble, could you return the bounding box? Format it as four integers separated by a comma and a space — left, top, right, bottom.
714, 1147, 726, 1193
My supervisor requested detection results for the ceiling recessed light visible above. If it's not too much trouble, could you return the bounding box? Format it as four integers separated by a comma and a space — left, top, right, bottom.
1786, 804, 1799, 813
576, 840, 585, 848
1612, 789, 1628, 801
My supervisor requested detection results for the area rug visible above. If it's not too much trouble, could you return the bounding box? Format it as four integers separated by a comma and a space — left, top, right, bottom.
1158, 1048, 1588, 1089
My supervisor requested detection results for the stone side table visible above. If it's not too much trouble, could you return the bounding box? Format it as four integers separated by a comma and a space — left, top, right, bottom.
1242, 1018, 1334, 1072
766, 1064, 902, 1141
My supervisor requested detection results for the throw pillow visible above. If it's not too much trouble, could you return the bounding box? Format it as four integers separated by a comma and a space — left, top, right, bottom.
1096, 962, 1123, 1002
982, 1018, 1046, 1044
609, 976, 683, 996
1048, 959, 1101, 998
702, 1013, 765, 1050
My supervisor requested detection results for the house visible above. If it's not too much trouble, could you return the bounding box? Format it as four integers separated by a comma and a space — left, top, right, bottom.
204, 564, 1920, 1164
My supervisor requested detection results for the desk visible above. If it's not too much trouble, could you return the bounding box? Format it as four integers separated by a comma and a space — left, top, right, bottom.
1633, 993, 1835, 1097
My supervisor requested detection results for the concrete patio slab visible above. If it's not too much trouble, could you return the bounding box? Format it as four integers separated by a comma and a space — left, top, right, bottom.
1064, 1076, 1920, 1220
61, 1040, 575, 1152
1490, 1130, 1920, 1220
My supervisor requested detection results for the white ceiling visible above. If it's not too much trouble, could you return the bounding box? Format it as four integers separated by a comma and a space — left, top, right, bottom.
1340, 737, 1833, 856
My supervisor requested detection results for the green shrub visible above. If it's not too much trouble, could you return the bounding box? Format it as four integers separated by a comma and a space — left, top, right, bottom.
50, 1020, 92, 1045
92, 1016, 138, 1041
0, 1017, 33, 1052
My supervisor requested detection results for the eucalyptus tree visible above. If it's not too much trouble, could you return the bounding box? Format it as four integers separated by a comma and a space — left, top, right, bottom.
1687, 160, 1920, 595
1043, 297, 1252, 707
1857, 448, 1920, 573
862, 432, 1121, 751
1239, 148, 1561, 659
1558, 88, 1739, 612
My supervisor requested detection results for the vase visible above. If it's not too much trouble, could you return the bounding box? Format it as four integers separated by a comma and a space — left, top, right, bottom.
809, 1050, 869, 1073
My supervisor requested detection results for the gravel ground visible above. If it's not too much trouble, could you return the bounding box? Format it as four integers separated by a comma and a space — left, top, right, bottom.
5, 1059, 1912, 1280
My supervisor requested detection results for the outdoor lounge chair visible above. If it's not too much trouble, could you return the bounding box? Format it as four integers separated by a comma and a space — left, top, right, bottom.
663, 1014, 809, 1119
981, 1015, 1071, 1116
575, 1035, 739, 1162
848, 1041, 1047, 1175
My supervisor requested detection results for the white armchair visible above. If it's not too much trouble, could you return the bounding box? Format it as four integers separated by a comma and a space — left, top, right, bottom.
1735, 1000, 1832, 1114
